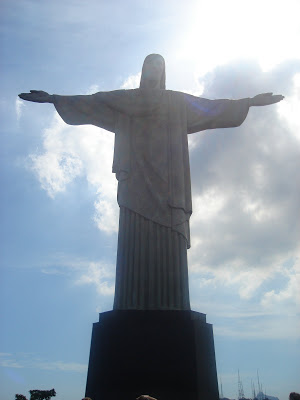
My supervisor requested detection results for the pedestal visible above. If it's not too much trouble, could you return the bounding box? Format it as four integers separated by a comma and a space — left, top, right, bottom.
85, 310, 219, 400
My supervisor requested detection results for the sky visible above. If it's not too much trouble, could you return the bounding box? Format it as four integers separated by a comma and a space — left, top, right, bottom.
1, 0, 300, 399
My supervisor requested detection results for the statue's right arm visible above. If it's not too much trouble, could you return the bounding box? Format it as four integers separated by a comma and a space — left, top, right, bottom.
18, 90, 54, 103
18, 90, 116, 132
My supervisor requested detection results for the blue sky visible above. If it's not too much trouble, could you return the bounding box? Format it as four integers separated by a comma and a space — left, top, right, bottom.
1, 1, 300, 399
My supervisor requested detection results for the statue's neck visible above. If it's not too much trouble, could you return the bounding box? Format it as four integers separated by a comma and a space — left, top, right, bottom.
142, 79, 161, 89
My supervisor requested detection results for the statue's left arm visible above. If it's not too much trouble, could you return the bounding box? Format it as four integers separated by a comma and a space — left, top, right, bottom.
185, 92, 284, 134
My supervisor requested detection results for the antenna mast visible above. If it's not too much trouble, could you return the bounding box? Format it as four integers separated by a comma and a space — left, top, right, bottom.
238, 370, 245, 400
257, 370, 263, 398
251, 379, 257, 399
220, 377, 224, 398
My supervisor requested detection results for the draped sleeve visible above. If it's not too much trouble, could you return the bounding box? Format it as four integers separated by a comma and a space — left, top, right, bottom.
184, 94, 250, 134
52, 91, 132, 182
52, 93, 116, 132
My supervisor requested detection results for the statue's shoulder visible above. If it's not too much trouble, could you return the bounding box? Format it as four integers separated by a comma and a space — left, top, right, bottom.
165, 89, 197, 101
92, 89, 137, 103
111, 88, 140, 98
164, 89, 192, 106
93, 89, 136, 96
165, 89, 183, 96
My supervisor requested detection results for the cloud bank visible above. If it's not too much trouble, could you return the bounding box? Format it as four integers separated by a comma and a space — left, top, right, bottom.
41, 254, 115, 297
28, 110, 118, 233
185, 59, 300, 337
0, 353, 86, 373
188, 59, 300, 272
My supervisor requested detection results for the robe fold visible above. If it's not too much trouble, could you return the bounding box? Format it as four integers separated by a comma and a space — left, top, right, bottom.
53, 89, 249, 310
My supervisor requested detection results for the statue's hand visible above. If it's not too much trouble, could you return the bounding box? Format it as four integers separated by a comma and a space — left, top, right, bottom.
250, 92, 284, 107
18, 90, 53, 103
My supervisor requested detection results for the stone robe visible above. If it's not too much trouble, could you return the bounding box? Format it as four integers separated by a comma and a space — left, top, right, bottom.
53, 89, 249, 310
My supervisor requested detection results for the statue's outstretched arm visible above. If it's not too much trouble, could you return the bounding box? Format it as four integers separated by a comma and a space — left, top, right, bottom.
18, 90, 54, 103
249, 92, 284, 107
185, 91, 284, 134
19, 90, 116, 132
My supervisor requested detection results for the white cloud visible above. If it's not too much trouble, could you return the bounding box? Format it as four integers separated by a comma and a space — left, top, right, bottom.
74, 261, 115, 296
261, 259, 300, 315
121, 72, 141, 89
277, 73, 300, 143
41, 254, 115, 297
0, 353, 86, 372
28, 111, 118, 233
189, 257, 300, 339
0, 354, 23, 369
191, 189, 226, 222
15, 97, 25, 121
214, 315, 299, 340
28, 114, 83, 197
93, 196, 118, 233
35, 360, 87, 373
190, 264, 276, 300
190, 256, 299, 307
84, 84, 101, 95
188, 59, 300, 276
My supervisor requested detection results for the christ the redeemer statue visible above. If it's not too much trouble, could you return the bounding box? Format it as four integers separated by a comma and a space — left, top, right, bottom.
19, 54, 284, 311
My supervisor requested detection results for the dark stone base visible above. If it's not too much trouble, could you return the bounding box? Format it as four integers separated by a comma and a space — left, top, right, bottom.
85, 310, 219, 400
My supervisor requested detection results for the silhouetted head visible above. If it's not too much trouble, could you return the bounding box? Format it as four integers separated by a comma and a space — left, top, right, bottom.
140, 54, 166, 89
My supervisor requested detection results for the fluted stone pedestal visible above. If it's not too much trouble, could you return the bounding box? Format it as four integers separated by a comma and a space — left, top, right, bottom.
85, 310, 219, 400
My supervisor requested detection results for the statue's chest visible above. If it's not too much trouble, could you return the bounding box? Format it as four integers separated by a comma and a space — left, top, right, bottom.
132, 100, 168, 146
130, 102, 169, 177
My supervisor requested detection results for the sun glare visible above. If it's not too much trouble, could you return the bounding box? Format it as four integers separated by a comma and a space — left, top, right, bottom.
174, 0, 300, 75
277, 73, 300, 142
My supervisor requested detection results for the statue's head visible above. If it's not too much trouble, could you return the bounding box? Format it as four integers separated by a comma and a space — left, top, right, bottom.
140, 54, 166, 89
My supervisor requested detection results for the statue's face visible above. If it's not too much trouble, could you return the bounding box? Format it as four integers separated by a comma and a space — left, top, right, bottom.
143, 55, 164, 82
